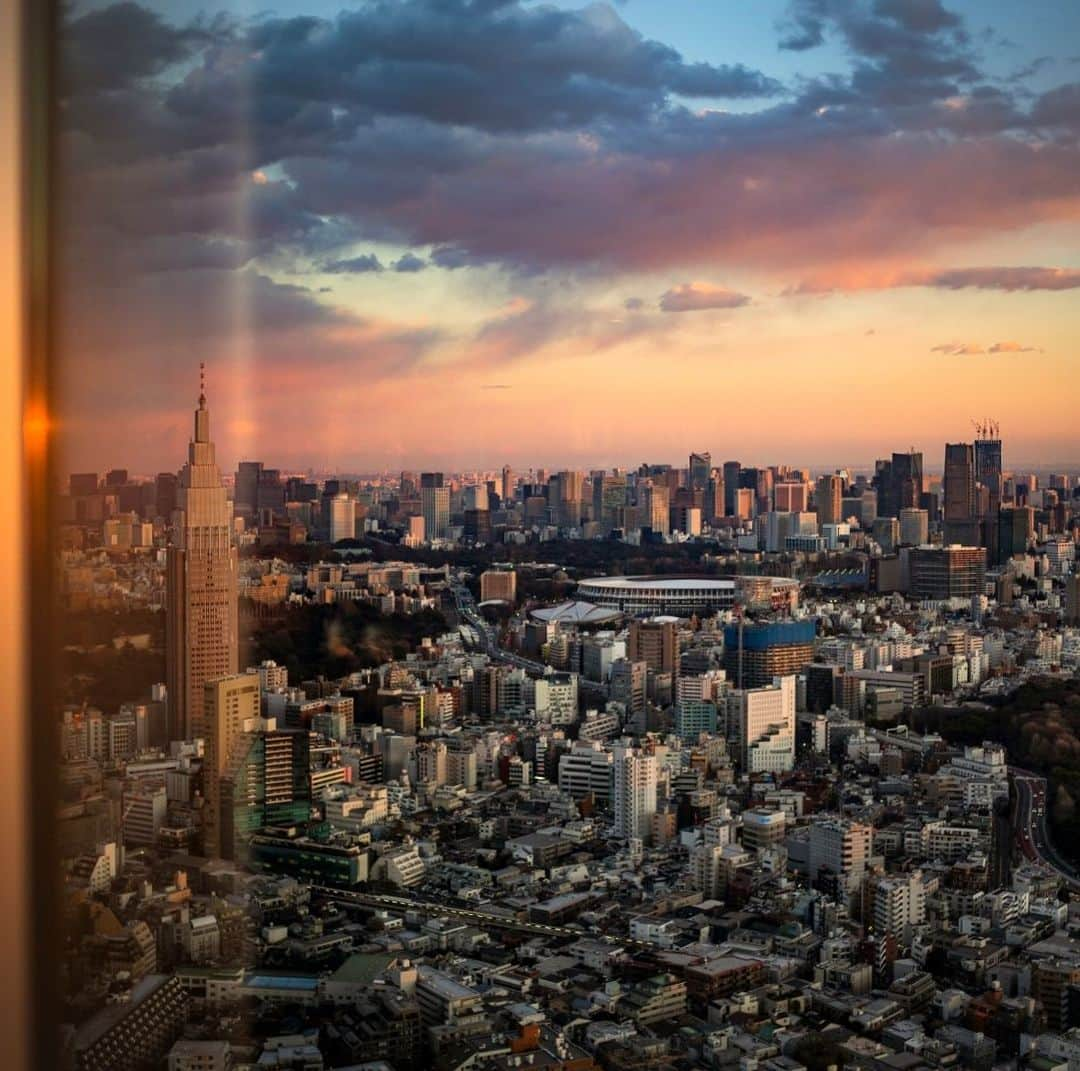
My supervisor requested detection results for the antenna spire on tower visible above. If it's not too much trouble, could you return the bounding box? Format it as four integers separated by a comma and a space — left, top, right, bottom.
199, 362, 207, 408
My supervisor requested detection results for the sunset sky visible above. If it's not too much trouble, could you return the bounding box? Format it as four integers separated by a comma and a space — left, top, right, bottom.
58, 0, 1080, 475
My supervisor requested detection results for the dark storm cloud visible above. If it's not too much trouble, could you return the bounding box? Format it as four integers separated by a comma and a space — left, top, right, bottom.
1031, 83, 1080, 131
62, 1, 223, 93
779, 0, 977, 113
393, 252, 427, 273
430, 246, 473, 269
58, 0, 1080, 384
323, 254, 385, 274
232, 0, 782, 137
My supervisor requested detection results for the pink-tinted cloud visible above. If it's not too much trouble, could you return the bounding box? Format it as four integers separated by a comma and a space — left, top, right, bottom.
930, 339, 1044, 356
931, 341, 985, 355
793, 264, 1080, 294
465, 296, 662, 368
989, 340, 1042, 353
659, 283, 751, 312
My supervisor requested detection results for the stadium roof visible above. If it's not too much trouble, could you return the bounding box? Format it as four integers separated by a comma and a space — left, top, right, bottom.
531, 600, 621, 624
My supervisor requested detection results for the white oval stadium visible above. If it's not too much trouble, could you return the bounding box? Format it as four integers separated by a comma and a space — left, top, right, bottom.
575, 574, 799, 616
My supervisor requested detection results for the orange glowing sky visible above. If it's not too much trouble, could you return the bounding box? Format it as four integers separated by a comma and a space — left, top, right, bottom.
56, 0, 1080, 475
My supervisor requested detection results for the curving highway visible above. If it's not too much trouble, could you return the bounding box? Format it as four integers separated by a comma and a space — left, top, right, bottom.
450, 581, 548, 673
1011, 767, 1080, 892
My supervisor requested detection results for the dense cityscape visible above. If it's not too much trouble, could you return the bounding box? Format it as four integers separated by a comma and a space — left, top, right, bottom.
45, 0, 1080, 1067
53, 379, 1080, 1071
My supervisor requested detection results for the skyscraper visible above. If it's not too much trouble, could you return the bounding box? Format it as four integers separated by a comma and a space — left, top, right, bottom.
899, 508, 929, 546
421, 483, 450, 540
202, 672, 260, 858
234, 460, 263, 520
613, 742, 657, 843
330, 492, 356, 543
166, 370, 239, 743
706, 473, 724, 524
815, 474, 843, 527
593, 473, 627, 533
688, 452, 711, 492
974, 424, 1003, 514
154, 471, 178, 525
943, 442, 977, 544
628, 617, 678, 674
877, 451, 923, 518
727, 675, 796, 774
220, 723, 312, 862
775, 481, 809, 513
553, 469, 583, 528
642, 482, 670, 536
722, 460, 741, 517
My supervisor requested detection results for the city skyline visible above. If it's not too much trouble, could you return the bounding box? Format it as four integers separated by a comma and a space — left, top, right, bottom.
57, 0, 1080, 473
63, 401, 1074, 485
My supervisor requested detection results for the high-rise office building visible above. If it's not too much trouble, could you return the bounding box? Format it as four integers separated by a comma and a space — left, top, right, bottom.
976, 427, 997, 513
593, 473, 627, 532
463, 483, 488, 511
899, 508, 929, 546
234, 460, 262, 520
613, 743, 657, 843
689, 452, 711, 492
69, 472, 100, 497
877, 451, 923, 518
166, 375, 239, 743
330, 492, 356, 543
421, 484, 450, 540
643, 483, 670, 535
943, 442, 978, 544
463, 508, 491, 543
723, 620, 815, 689
220, 722, 312, 861
997, 506, 1034, 563
809, 817, 873, 900
722, 461, 741, 517
727, 675, 796, 774
255, 467, 285, 519
775, 481, 810, 513
909, 545, 986, 600
872, 872, 926, 944
552, 469, 583, 528
202, 672, 260, 858
706, 474, 725, 524
628, 617, 678, 674
501, 465, 514, 504
815, 474, 843, 528
154, 472, 178, 525
873, 516, 900, 553
610, 659, 647, 723
734, 487, 755, 521
1065, 575, 1080, 626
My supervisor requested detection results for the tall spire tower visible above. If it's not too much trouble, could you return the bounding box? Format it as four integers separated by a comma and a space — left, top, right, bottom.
166, 365, 239, 742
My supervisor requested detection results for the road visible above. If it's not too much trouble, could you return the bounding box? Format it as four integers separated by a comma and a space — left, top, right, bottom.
450, 581, 548, 673
310, 885, 650, 949
1011, 767, 1080, 892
